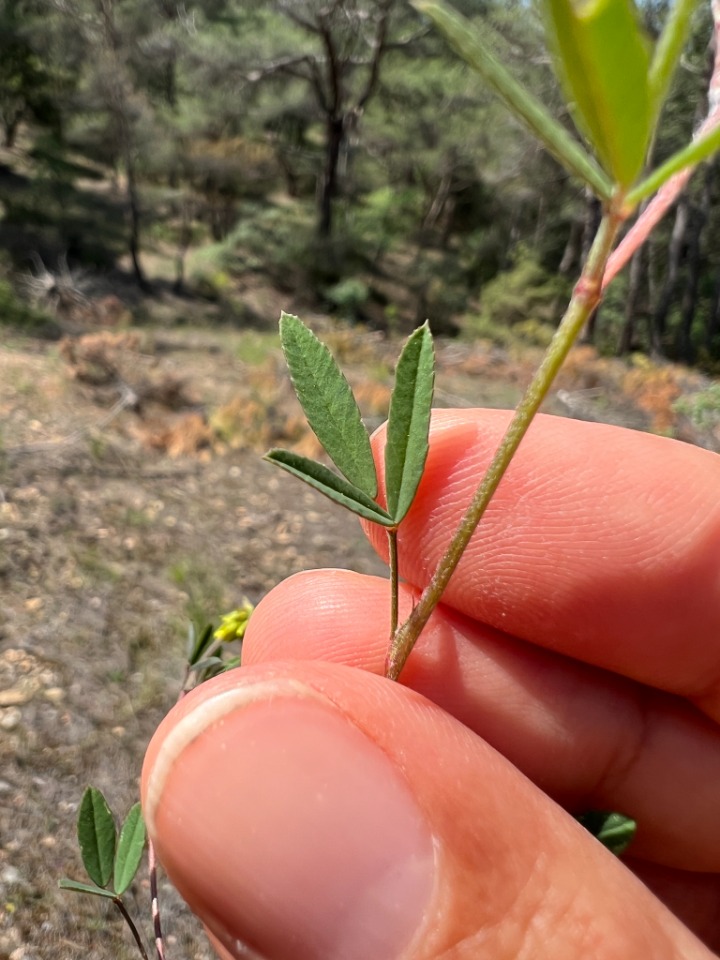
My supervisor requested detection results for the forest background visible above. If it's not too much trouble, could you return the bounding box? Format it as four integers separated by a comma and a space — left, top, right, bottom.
1, 0, 720, 364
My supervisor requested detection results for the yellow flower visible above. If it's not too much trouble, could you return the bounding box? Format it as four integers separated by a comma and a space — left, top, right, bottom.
213, 599, 254, 643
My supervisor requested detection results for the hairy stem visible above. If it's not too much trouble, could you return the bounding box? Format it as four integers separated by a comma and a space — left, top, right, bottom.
388, 527, 399, 636
385, 199, 625, 680
148, 839, 166, 960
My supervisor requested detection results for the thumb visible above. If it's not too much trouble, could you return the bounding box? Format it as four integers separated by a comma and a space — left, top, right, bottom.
141, 661, 710, 960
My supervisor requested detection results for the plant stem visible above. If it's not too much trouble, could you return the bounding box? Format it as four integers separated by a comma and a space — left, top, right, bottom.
113, 896, 150, 960
148, 839, 167, 960
385, 198, 625, 681
387, 528, 399, 636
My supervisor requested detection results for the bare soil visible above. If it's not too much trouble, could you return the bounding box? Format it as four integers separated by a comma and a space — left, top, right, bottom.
0, 306, 717, 960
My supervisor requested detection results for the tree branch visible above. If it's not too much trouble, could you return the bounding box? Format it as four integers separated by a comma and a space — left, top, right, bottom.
275, 0, 316, 34
357, 1, 391, 111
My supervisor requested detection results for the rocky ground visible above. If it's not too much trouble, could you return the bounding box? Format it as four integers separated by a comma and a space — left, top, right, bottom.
0, 309, 718, 960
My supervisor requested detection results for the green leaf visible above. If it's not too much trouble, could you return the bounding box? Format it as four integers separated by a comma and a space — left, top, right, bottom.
543, 0, 652, 186
385, 323, 435, 523
187, 622, 214, 665
113, 803, 146, 895
58, 878, 119, 900
648, 0, 698, 118
279, 313, 378, 497
77, 787, 116, 888
264, 449, 395, 527
411, 0, 612, 200
191, 656, 224, 674
576, 810, 637, 856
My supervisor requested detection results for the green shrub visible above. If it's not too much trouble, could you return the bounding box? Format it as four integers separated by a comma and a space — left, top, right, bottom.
323, 278, 370, 320
0, 279, 59, 337
348, 185, 423, 260
513, 318, 556, 348
461, 249, 568, 344
193, 269, 232, 301
674, 383, 720, 430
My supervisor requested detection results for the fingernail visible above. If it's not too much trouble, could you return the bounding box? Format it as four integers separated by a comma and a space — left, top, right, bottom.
144, 680, 435, 960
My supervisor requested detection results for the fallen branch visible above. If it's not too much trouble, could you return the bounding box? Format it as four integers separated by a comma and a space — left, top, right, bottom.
4, 383, 137, 460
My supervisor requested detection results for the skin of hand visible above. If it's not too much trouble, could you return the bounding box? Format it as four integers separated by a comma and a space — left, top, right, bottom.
141, 410, 720, 960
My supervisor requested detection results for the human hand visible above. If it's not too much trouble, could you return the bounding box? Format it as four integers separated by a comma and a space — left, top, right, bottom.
142, 410, 720, 960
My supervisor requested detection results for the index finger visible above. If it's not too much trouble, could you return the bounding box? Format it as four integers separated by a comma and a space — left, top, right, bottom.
363, 410, 720, 715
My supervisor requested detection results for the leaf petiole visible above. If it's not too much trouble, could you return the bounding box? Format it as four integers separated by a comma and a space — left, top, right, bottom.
387, 527, 399, 638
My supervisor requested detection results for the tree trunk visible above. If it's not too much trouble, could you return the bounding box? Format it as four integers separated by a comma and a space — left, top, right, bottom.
652, 195, 689, 350
617, 246, 645, 354
558, 216, 583, 277
163, 53, 177, 109
705, 270, 720, 353
580, 189, 601, 343
124, 148, 150, 291
533, 194, 546, 250
318, 115, 344, 238
2, 112, 21, 148
676, 202, 703, 363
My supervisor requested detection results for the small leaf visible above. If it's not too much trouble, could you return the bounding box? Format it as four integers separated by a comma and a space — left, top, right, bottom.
58, 878, 119, 899
648, 0, 698, 118
385, 322, 435, 523
77, 787, 116, 888
279, 313, 377, 497
113, 803, 146, 895
265, 449, 394, 526
576, 810, 637, 856
190, 656, 225, 674
188, 622, 214, 665
543, 0, 652, 186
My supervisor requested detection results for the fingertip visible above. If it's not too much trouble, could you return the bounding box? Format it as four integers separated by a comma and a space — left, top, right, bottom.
142, 665, 435, 960
242, 569, 395, 670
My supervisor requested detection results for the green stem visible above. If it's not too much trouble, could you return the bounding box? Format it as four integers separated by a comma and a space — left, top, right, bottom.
388, 527, 399, 637
625, 122, 720, 208
385, 200, 625, 681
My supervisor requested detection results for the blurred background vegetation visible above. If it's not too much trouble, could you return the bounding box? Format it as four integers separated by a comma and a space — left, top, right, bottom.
0, 0, 719, 368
